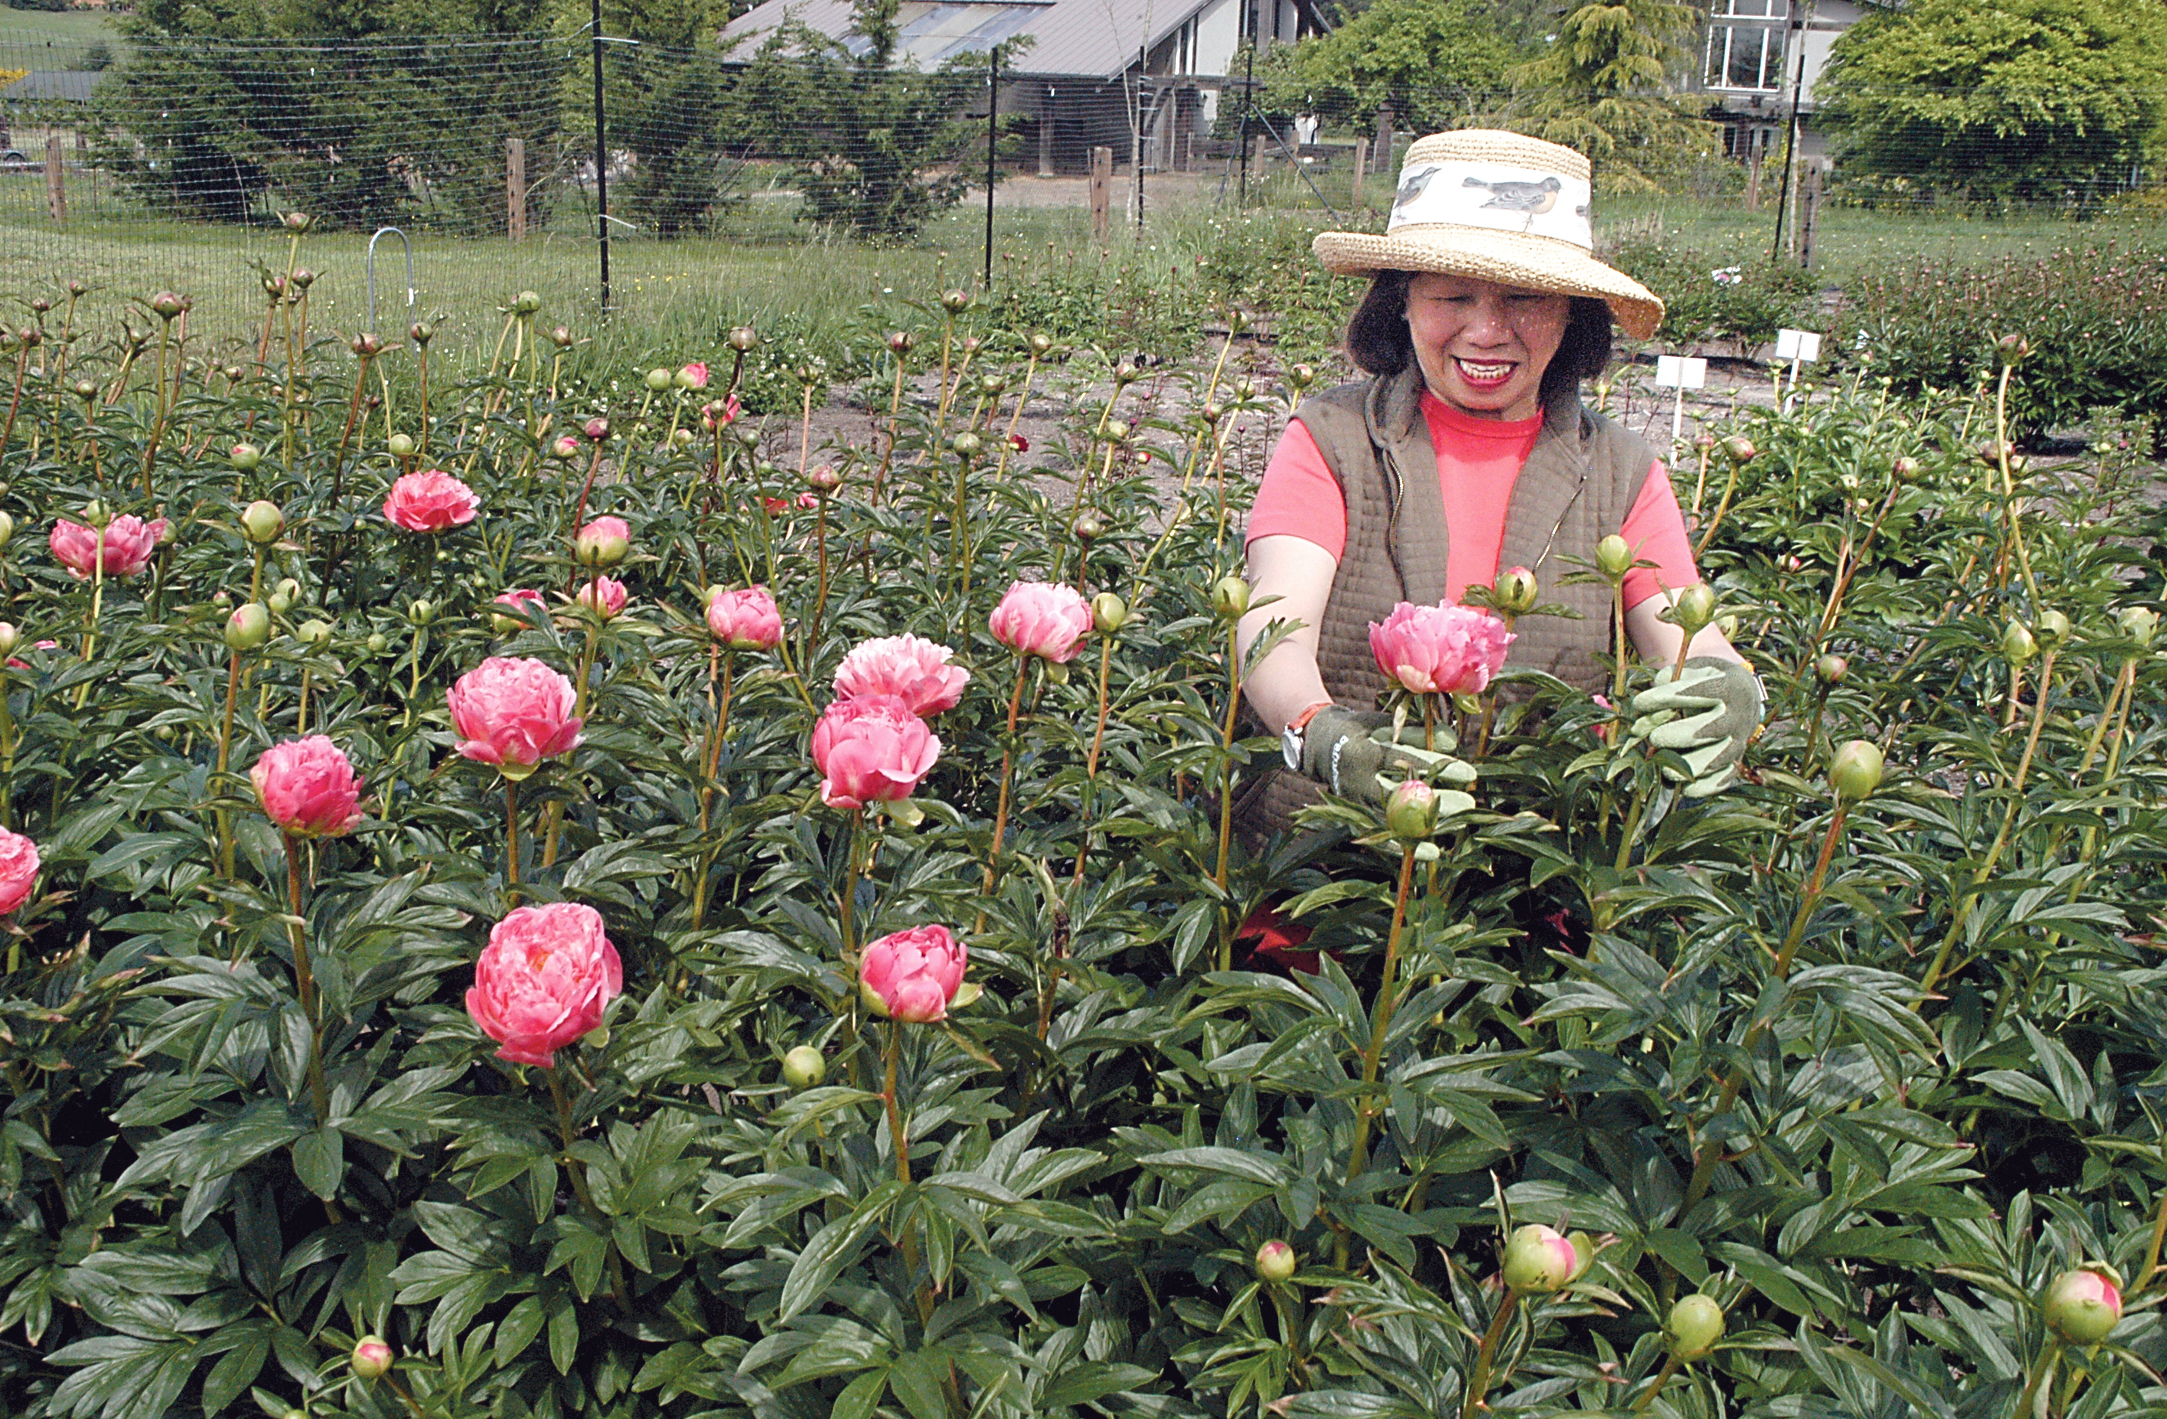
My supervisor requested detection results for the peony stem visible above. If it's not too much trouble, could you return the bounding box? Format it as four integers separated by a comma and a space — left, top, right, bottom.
283, 833, 333, 1129
981, 657, 1031, 901
504, 776, 521, 899
1628, 1353, 1684, 1413
1213, 615, 1243, 904
839, 808, 863, 967
545, 1065, 634, 1311
1346, 842, 1419, 1182
1072, 635, 1117, 891
2013, 1341, 2060, 1419
1458, 1287, 1518, 1419
215, 648, 240, 879
1993, 364, 2040, 607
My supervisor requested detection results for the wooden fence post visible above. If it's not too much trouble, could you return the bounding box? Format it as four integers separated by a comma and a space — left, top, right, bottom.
507, 137, 526, 243
46, 136, 65, 224
1745, 148, 1762, 212
1350, 139, 1366, 207
1089, 145, 1111, 240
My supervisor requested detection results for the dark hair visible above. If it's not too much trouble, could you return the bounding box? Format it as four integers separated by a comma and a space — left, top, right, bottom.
1344, 270, 1614, 404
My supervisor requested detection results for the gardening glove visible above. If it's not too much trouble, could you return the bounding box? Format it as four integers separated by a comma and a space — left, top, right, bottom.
1627, 657, 1765, 798
1296, 706, 1465, 806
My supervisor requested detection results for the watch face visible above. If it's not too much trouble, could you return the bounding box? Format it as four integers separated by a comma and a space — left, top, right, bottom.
1283, 724, 1303, 771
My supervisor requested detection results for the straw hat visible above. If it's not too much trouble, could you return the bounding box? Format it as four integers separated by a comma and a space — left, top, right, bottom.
1313, 129, 1663, 342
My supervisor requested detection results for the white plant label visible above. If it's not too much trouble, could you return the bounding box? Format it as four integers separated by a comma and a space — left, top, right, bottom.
1655, 355, 1707, 389
1775, 328, 1822, 362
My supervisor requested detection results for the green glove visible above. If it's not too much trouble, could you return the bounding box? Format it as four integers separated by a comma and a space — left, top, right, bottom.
1296, 706, 1461, 806
1627, 656, 1764, 798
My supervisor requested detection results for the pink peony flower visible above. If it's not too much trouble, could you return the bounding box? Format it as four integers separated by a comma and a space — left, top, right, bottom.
250, 735, 364, 839
448, 656, 583, 780
0, 827, 39, 915
677, 361, 709, 390
706, 586, 782, 650
810, 694, 940, 809
574, 515, 630, 568
465, 901, 623, 1067
860, 924, 967, 1023
1368, 601, 1516, 696
763, 492, 821, 514
49, 515, 167, 579
383, 469, 480, 533
700, 395, 741, 432
492, 587, 547, 632
833, 634, 969, 717
575, 575, 628, 620
989, 581, 1093, 664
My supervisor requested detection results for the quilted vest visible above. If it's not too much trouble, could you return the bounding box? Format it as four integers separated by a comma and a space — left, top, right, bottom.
1234, 363, 1658, 840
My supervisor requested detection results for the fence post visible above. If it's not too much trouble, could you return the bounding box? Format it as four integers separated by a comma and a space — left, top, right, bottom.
1250, 133, 1267, 179
507, 138, 526, 243
46, 137, 65, 224
1744, 147, 1761, 212
1090, 145, 1112, 240
1372, 101, 1393, 176
1798, 165, 1821, 270
1350, 139, 1366, 207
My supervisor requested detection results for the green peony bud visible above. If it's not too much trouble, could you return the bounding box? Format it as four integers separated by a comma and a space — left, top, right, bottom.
1092, 592, 1129, 635
1670, 583, 1717, 638
224, 603, 271, 651
1667, 1294, 1725, 1360
1493, 566, 1539, 616
2000, 621, 2037, 666
1210, 575, 1250, 620
1814, 653, 1848, 685
1829, 740, 1884, 802
1595, 535, 1634, 582
644, 367, 673, 393
1254, 1240, 1297, 1284
782, 1045, 826, 1089
1721, 435, 1757, 465
1385, 779, 1437, 841
387, 433, 415, 459
296, 619, 331, 649
231, 442, 262, 471
513, 290, 542, 315
241, 500, 284, 544
2117, 606, 2158, 648
2043, 1266, 2122, 1346
1500, 1224, 1577, 1294
2033, 608, 2071, 649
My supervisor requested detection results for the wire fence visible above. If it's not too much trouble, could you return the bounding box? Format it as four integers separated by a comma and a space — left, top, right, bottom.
4, 34, 2164, 351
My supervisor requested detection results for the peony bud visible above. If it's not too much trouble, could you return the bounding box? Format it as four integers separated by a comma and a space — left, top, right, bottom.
73, 379, 97, 403
225, 603, 271, 651
1254, 1240, 1297, 1284
1667, 1294, 1725, 1360
1028, 332, 1054, 356
0, 511, 13, 550
387, 433, 415, 459
282, 211, 311, 233
1721, 435, 1757, 464
1071, 512, 1103, 543
549, 325, 573, 348
0, 624, 18, 658
409, 599, 436, 627
1829, 740, 1884, 802
1113, 360, 1139, 385
409, 320, 435, 346
241, 500, 284, 544
1996, 332, 2030, 367
366, 632, 389, 655
1814, 653, 1848, 685
1670, 583, 1716, 638
2033, 608, 2071, 649
1210, 575, 1250, 620
727, 326, 758, 352
1102, 419, 1130, 444
941, 289, 971, 314
2000, 620, 2037, 666
351, 1335, 393, 1380
1493, 566, 1539, 616
1891, 455, 1920, 483
296, 619, 331, 649
1595, 535, 1633, 581
807, 465, 841, 495
2116, 606, 2158, 648
888, 330, 915, 355
1091, 592, 1128, 634
950, 431, 983, 459
150, 291, 188, 320
268, 580, 297, 615
513, 290, 542, 315
644, 367, 673, 393
551, 434, 582, 460
1385, 779, 1437, 840
231, 442, 262, 471
584, 417, 610, 442
350, 331, 384, 358
574, 515, 630, 569
289, 268, 315, 290
1288, 363, 1315, 389
2043, 1267, 2122, 1345
782, 1045, 826, 1089
1500, 1224, 1577, 1294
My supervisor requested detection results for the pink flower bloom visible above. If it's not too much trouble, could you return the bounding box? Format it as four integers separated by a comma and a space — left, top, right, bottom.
763, 492, 821, 514
250, 735, 364, 839
0, 827, 40, 915
701, 395, 741, 432
989, 581, 1093, 664
576, 575, 628, 620
49, 515, 167, 579
860, 924, 967, 1023
1368, 602, 1516, 696
383, 469, 480, 533
492, 587, 547, 632
706, 586, 782, 650
448, 657, 583, 780
574, 515, 630, 568
833, 634, 968, 716
677, 361, 709, 390
810, 694, 939, 809
465, 902, 623, 1067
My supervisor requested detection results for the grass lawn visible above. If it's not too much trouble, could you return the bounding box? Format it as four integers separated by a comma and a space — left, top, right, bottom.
0, 7, 120, 53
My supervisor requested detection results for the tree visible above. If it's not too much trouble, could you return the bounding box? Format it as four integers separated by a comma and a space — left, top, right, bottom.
590, 0, 738, 238
1815, 0, 2167, 203
733, 0, 984, 243
1497, 0, 1715, 192
1252, 0, 1528, 133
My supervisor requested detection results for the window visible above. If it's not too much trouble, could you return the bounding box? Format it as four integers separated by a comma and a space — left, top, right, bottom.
1705, 20, 1787, 90
1711, 0, 1785, 15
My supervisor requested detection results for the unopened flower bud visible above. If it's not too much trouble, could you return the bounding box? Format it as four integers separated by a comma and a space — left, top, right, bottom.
409, 320, 435, 346
513, 290, 542, 315
232, 442, 262, 471
1210, 575, 1250, 620
350, 331, 384, 358
387, 433, 415, 459
150, 291, 188, 320
241, 500, 284, 544
1829, 740, 1884, 802
979, 372, 1005, 396
1288, 363, 1315, 389
941, 289, 971, 314
950, 431, 983, 459
782, 1045, 826, 1089
1996, 332, 2030, 367
282, 211, 312, 233
888, 330, 915, 355
1385, 779, 1437, 840
807, 465, 841, 495
1102, 419, 1129, 444
1071, 512, 1103, 543
1200, 402, 1224, 426
2000, 620, 2037, 666
2044, 1267, 2122, 1345
727, 326, 758, 352
1667, 1294, 1725, 1360
1254, 1240, 1297, 1284
74, 379, 97, 402
351, 1335, 393, 1381
584, 417, 610, 442
2033, 609, 2071, 648
1595, 535, 1633, 581
1092, 592, 1128, 634
1721, 435, 1757, 465
1501, 1224, 1577, 1294
0, 512, 11, 550
2116, 606, 2158, 648
290, 268, 315, 290
1814, 653, 1848, 685
82, 499, 111, 529
644, 367, 673, 392
225, 602, 272, 651
366, 632, 389, 655
1494, 566, 1539, 616
0, 624, 18, 658
1028, 332, 1053, 356
409, 599, 436, 626
551, 434, 582, 460
268, 577, 299, 614
1891, 455, 1920, 482
1670, 583, 1716, 637
549, 325, 573, 348
575, 519, 630, 569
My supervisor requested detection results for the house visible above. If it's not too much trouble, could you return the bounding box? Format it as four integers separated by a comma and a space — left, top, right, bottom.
719, 0, 1329, 173
0, 70, 100, 160
1695, 0, 1863, 165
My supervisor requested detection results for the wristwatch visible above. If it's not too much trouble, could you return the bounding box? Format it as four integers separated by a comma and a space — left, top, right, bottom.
1281, 700, 1333, 771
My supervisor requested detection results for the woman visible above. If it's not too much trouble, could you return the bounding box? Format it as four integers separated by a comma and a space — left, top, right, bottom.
1234, 129, 1761, 838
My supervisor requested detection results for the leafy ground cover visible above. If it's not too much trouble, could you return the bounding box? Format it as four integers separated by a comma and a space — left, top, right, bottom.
1, 231, 2167, 1419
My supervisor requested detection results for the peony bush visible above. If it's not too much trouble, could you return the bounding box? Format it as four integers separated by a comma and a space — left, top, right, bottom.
0, 254, 2164, 1419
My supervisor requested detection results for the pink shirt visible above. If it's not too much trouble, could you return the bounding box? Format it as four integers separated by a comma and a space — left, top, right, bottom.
1247, 391, 1701, 610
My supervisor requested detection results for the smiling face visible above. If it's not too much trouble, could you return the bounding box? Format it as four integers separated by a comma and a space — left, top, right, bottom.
1403, 271, 1572, 422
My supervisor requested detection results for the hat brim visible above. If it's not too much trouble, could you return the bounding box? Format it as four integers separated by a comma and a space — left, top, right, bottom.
1313, 225, 1664, 343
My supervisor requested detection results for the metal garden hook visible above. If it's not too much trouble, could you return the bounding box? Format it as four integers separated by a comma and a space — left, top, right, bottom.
366, 227, 415, 332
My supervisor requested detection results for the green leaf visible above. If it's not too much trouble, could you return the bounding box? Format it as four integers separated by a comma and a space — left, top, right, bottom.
777, 1182, 901, 1323
1042, 1360, 1158, 1408
887, 1348, 950, 1419
291, 1128, 342, 1200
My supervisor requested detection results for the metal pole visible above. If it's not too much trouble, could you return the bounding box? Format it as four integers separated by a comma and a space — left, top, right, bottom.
1135, 46, 1146, 232
984, 45, 998, 290
592, 0, 611, 315
1237, 39, 1253, 204
1769, 0, 1808, 266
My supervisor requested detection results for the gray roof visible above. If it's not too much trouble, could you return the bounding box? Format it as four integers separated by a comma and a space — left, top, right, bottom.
722, 0, 1217, 81
0, 71, 100, 103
